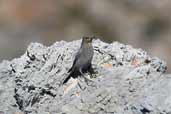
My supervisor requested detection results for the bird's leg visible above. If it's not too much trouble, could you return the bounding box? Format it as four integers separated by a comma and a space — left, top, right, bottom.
88, 64, 97, 78
77, 80, 86, 91
79, 68, 93, 84
89, 67, 95, 78
79, 68, 97, 87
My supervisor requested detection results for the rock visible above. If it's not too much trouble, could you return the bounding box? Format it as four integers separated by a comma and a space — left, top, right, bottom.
0, 39, 169, 114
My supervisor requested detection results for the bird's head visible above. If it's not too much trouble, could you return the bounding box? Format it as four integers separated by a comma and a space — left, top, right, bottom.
82, 36, 95, 43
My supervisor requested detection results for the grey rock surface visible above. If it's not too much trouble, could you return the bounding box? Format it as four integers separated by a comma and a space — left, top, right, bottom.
0, 39, 169, 114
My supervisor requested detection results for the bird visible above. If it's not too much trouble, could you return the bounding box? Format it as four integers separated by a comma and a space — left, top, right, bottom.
63, 36, 95, 84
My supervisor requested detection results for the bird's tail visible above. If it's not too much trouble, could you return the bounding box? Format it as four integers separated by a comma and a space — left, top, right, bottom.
63, 67, 73, 84
63, 73, 72, 84
67, 67, 72, 73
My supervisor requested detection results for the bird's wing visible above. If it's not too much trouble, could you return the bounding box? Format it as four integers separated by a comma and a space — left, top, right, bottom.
68, 49, 81, 73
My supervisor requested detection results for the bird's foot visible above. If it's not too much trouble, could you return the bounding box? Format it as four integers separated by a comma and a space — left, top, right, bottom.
88, 69, 98, 78
83, 75, 97, 86
89, 73, 98, 78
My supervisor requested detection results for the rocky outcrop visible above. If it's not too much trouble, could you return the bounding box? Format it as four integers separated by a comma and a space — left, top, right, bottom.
0, 39, 169, 114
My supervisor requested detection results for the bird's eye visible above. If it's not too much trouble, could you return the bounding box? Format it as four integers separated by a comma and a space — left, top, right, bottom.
83, 36, 92, 41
